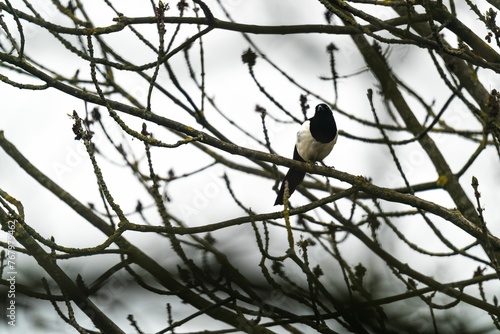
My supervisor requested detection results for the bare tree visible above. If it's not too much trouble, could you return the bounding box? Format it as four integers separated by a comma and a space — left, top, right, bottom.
0, 0, 500, 333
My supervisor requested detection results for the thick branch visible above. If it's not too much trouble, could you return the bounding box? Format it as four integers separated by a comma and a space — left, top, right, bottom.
0, 3, 428, 36
0, 212, 125, 333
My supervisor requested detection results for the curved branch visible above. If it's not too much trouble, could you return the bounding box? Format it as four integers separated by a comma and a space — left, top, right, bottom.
0, 50, 496, 247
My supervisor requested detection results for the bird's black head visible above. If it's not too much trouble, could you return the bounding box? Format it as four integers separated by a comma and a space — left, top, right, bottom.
310, 103, 337, 143
314, 103, 333, 119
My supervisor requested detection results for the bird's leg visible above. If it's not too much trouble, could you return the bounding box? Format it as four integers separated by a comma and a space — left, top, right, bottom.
319, 161, 335, 169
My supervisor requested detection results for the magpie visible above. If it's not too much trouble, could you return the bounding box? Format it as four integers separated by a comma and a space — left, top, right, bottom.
274, 103, 337, 205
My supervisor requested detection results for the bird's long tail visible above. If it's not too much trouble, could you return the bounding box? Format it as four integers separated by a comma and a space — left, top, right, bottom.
274, 168, 306, 205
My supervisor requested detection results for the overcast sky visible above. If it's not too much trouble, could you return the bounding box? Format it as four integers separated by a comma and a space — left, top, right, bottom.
1, 1, 500, 333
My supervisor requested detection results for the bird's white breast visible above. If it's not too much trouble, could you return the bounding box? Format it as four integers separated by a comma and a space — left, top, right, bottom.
296, 121, 337, 162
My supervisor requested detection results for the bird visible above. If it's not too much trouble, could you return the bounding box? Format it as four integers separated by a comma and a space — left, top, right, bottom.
274, 103, 338, 205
